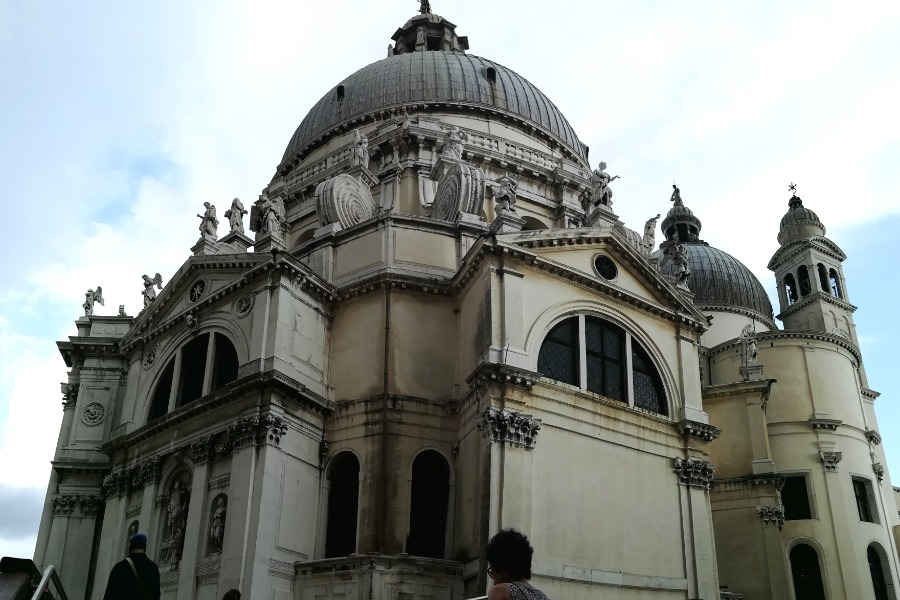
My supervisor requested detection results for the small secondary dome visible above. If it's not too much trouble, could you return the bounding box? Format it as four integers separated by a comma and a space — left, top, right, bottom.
777, 194, 826, 245
276, 10, 587, 175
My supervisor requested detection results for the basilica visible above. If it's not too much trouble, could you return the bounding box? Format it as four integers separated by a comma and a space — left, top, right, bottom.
33, 5, 899, 600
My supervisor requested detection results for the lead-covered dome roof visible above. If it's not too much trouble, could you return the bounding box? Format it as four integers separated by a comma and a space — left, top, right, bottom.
276, 10, 587, 175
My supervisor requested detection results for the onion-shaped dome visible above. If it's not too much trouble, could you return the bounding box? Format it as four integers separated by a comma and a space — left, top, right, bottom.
777, 195, 826, 245
276, 10, 587, 176
656, 243, 775, 322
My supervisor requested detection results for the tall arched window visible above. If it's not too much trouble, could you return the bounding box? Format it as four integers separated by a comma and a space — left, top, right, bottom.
147, 332, 240, 422
537, 316, 668, 416
829, 268, 842, 298
817, 263, 829, 292
798, 265, 812, 297
868, 545, 891, 600
790, 543, 826, 600
325, 452, 360, 558
406, 450, 450, 559
784, 273, 798, 305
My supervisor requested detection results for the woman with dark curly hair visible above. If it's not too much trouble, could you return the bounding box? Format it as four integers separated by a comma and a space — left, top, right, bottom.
486, 529, 550, 600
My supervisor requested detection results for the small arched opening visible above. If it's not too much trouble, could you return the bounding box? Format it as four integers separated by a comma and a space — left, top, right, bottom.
868, 544, 892, 600
324, 452, 360, 558
784, 273, 798, 305
486, 67, 497, 83
829, 268, 842, 298
336, 85, 345, 101
817, 263, 829, 292
521, 216, 548, 231
789, 543, 826, 600
798, 265, 812, 297
296, 228, 315, 247
406, 450, 450, 559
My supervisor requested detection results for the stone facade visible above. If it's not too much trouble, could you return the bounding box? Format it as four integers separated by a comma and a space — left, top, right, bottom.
34, 7, 899, 600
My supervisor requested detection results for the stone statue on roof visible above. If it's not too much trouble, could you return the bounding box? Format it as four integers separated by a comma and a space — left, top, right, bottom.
439, 125, 468, 160
350, 129, 369, 167
660, 240, 691, 288
224, 198, 248, 234
641, 214, 661, 255
142, 273, 163, 309
82, 287, 104, 316
419, 0, 432, 15
590, 162, 619, 209
670, 184, 683, 207
493, 173, 518, 213
198, 202, 219, 239
739, 324, 759, 367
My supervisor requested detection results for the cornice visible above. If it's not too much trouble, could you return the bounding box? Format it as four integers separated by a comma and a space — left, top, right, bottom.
702, 379, 776, 402
862, 388, 881, 401
696, 304, 777, 331
776, 290, 857, 321
708, 329, 861, 365
767, 236, 847, 270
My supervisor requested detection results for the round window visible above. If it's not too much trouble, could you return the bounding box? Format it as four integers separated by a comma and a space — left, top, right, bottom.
594, 256, 618, 280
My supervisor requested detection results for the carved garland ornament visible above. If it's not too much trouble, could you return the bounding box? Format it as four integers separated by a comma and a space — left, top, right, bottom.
315, 173, 377, 228
430, 162, 485, 221
673, 457, 715, 490
476, 407, 541, 450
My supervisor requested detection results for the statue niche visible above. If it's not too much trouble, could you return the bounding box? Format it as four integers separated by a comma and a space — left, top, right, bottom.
429, 162, 485, 222
207, 494, 228, 555
159, 470, 191, 567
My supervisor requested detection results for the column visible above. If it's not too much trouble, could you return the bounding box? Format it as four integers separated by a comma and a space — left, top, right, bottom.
167, 349, 183, 413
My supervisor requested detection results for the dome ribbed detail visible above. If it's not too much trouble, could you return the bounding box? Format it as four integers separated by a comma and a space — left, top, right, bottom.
655, 244, 775, 321
777, 195, 826, 245
278, 51, 587, 172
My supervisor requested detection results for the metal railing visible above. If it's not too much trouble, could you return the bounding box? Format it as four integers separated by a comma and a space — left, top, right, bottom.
31, 565, 68, 600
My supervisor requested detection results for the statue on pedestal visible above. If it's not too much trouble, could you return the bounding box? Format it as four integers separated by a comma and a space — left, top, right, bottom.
142, 273, 163, 309
493, 173, 518, 213
198, 202, 219, 238
350, 129, 369, 167
590, 161, 620, 208
224, 198, 248, 234
439, 126, 468, 160
670, 184, 684, 207
82, 287, 104, 316
641, 214, 661, 255
739, 324, 759, 367
208, 496, 227, 553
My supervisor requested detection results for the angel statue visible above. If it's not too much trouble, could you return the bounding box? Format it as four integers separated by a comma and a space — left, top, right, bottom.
349, 129, 369, 167
82, 287, 105, 316
198, 202, 219, 238
590, 161, 620, 208
224, 198, 248, 234
142, 273, 164, 309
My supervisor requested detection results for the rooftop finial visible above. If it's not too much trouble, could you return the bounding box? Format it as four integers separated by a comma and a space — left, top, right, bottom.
789, 181, 797, 196
419, 0, 431, 14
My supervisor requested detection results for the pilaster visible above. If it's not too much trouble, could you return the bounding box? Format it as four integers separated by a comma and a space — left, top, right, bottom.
176, 459, 210, 600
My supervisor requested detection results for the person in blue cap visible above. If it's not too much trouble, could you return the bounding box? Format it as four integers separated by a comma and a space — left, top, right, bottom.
102, 533, 161, 600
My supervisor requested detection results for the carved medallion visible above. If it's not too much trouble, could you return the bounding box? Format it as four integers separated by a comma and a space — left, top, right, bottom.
235, 294, 254, 317
82, 402, 105, 426
430, 162, 484, 221
315, 173, 377, 228
189, 280, 207, 303
142, 344, 158, 370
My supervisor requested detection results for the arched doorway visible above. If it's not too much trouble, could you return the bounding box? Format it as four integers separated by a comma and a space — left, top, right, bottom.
790, 543, 826, 600
406, 450, 450, 559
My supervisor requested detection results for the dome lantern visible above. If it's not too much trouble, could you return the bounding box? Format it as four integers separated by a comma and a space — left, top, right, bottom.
777, 184, 826, 245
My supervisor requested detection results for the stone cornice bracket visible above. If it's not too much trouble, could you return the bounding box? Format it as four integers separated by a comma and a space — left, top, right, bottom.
808, 415, 842, 431
676, 419, 721, 443
52, 494, 102, 517
819, 451, 843, 472
61, 382, 79, 410
476, 406, 541, 450
866, 429, 882, 445
465, 362, 539, 394
756, 505, 785, 529
674, 457, 715, 491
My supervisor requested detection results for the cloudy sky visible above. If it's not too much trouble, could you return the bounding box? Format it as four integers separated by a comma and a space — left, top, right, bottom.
1, 0, 898, 559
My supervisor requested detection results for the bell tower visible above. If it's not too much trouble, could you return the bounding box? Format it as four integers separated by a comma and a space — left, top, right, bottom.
767, 185, 858, 344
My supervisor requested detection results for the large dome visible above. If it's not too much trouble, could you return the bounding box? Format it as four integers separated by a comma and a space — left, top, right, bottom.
657, 243, 775, 323
278, 51, 588, 173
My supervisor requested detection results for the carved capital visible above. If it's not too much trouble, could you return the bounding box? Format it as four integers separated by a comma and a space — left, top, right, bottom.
53, 494, 101, 517
676, 419, 721, 443
52, 495, 77, 516
226, 414, 289, 451
756, 505, 785, 529
61, 382, 79, 410
674, 457, 715, 490
79, 495, 102, 517
476, 407, 541, 450
191, 436, 215, 464
873, 462, 885, 483
866, 429, 882, 445
819, 451, 843, 472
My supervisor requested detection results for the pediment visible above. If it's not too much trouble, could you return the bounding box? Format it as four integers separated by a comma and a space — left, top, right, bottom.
121, 253, 268, 348
495, 228, 708, 326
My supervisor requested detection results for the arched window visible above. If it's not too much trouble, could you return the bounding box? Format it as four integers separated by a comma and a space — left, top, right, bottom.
784, 274, 798, 305
798, 265, 812, 297
537, 316, 667, 416
325, 452, 360, 558
147, 332, 240, 422
406, 450, 450, 559
790, 543, 826, 600
817, 264, 829, 292
829, 268, 842, 298
868, 545, 891, 600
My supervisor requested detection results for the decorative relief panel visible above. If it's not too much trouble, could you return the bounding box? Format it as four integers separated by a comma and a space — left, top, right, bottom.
234, 294, 254, 317
142, 344, 158, 370
673, 457, 715, 490
81, 401, 106, 426
315, 173, 377, 228
476, 407, 541, 450
429, 162, 484, 221
756, 505, 785, 529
